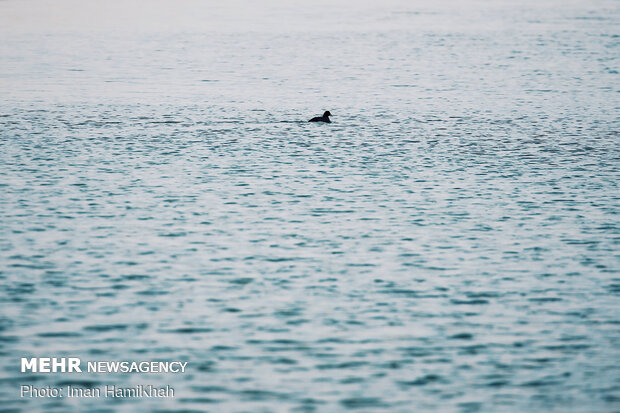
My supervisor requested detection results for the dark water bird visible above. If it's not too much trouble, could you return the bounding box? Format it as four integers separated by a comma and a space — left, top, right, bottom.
309, 111, 332, 123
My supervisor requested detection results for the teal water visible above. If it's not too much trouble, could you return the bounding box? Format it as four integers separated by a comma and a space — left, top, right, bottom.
1, 0, 619, 412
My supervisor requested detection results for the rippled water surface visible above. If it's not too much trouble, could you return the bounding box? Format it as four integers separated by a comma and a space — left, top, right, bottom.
1, 0, 619, 411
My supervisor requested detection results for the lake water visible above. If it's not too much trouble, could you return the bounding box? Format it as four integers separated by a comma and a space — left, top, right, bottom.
1, 0, 619, 412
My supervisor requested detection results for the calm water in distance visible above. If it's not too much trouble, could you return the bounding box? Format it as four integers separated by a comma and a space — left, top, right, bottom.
1, 0, 619, 411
